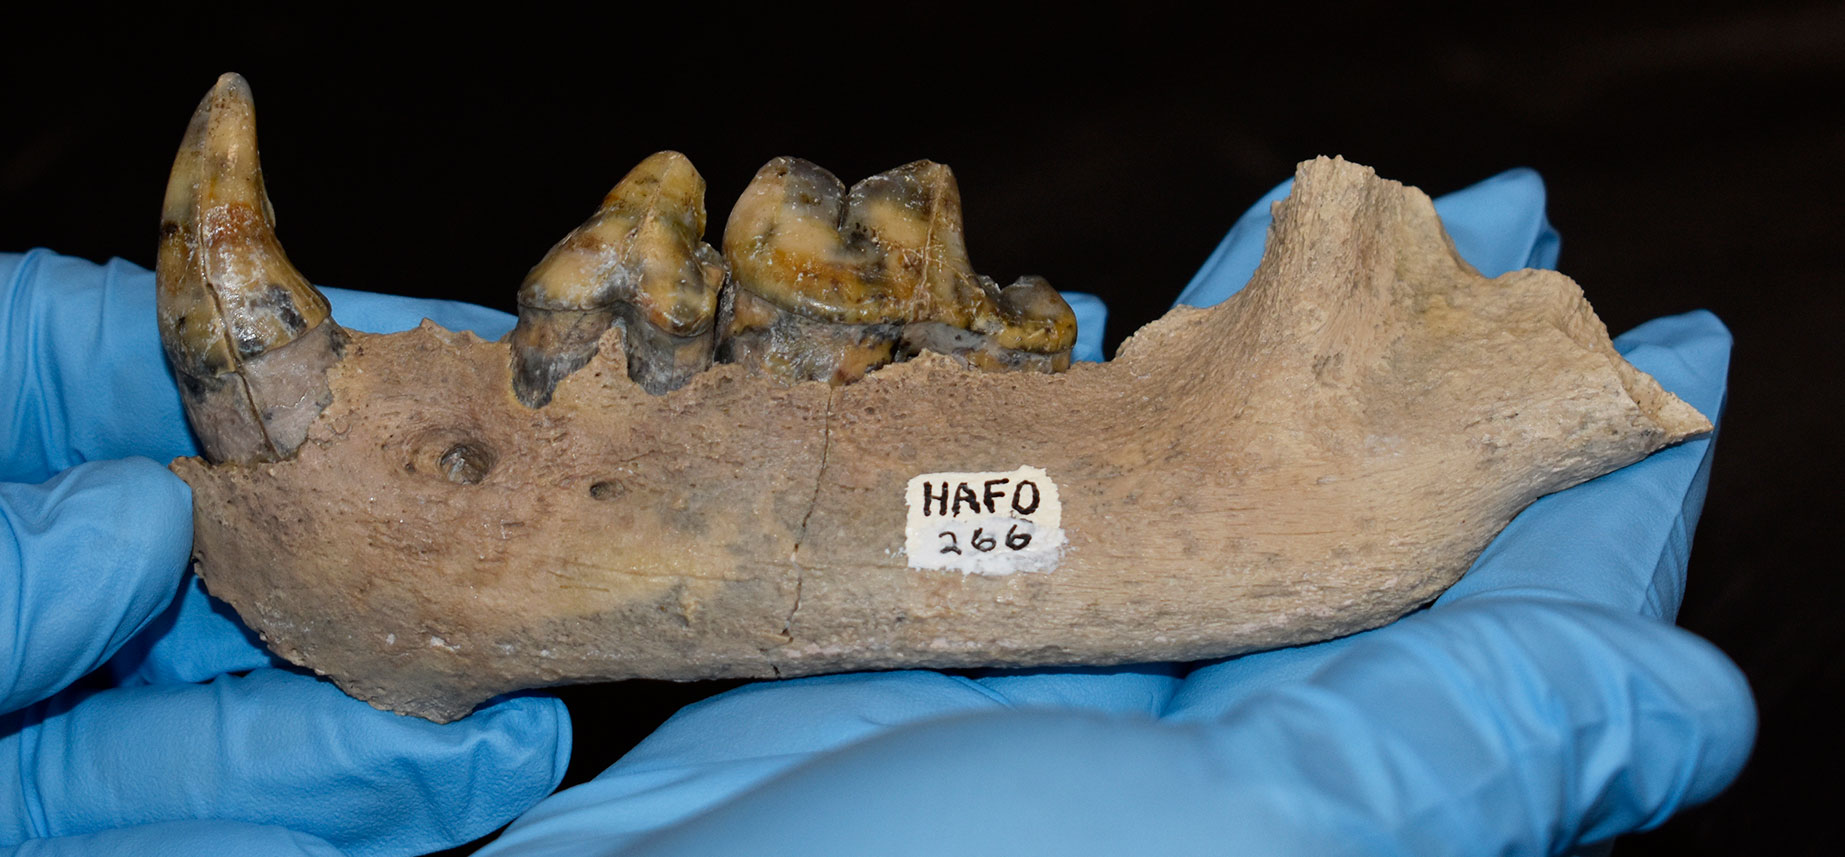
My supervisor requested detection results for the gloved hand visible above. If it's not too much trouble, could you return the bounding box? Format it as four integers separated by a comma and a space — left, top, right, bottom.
0, 250, 570, 857
469, 169, 1754, 857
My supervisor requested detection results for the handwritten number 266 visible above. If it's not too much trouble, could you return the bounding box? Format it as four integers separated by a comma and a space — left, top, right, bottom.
939, 524, 1032, 555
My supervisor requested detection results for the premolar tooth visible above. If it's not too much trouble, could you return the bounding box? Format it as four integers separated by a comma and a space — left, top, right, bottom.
509, 151, 725, 405
156, 72, 346, 464
720, 157, 1076, 384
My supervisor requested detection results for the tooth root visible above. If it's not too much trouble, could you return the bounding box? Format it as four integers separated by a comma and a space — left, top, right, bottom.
720, 158, 1076, 384
156, 72, 345, 464
509, 151, 724, 405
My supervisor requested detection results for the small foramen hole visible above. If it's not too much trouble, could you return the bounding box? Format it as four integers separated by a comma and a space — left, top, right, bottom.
589, 480, 625, 500
439, 443, 494, 485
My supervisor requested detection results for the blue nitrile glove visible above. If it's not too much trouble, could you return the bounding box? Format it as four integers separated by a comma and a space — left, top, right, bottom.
473, 169, 1753, 857
1, 249, 570, 857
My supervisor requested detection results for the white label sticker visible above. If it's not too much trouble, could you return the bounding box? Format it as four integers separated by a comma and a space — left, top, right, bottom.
904, 466, 1064, 575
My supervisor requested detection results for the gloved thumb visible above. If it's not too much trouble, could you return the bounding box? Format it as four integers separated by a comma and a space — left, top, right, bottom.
1, 458, 192, 713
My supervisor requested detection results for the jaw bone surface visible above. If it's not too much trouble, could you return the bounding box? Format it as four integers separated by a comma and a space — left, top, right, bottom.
162, 77, 1709, 722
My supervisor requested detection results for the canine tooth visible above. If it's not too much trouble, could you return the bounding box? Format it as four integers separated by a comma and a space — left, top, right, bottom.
509, 151, 724, 404
720, 158, 1076, 383
156, 72, 345, 464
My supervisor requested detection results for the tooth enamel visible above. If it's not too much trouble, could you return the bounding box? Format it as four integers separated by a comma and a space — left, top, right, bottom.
509, 151, 724, 404
720, 158, 1076, 383
156, 72, 346, 464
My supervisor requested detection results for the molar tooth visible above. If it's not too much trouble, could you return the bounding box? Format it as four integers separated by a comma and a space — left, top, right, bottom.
509, 151, 724, 405
156, 72, 345, 464
720, 158, 1076, 384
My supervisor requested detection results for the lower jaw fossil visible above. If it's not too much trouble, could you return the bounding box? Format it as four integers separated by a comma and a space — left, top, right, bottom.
160, 75, 1707, 723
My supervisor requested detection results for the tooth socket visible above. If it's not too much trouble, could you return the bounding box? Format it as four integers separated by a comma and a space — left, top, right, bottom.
171, 321, 349, 463
510, 298, 720, 405
508, 307, 617, 408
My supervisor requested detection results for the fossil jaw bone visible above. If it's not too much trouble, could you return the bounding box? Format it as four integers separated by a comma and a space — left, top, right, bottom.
159, 78, 1709, 723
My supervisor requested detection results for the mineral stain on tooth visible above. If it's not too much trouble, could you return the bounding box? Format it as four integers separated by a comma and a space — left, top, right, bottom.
156, 72, 346, 464
509, 151, 726, 405
719, 157, 1076, 383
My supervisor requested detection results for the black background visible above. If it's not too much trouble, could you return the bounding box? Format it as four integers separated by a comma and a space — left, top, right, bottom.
3, 2, 1839, 853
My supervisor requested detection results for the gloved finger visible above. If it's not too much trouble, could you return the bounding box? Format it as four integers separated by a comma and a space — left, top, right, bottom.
1172, 168, 1559, 311
105, 573, 282, 687
322, 282, 516, 341
481, 670, 1143, 855
484, 660, 1189, 854
960, 663, 1184, 712
0, 458, 192, 713
1, 252, 196, 483
1, 668, 568, 857
545, 601, 1747, 857
2, 819, 341, 857
1167, 310, 1730, 717
1429, 168, 1560, 275
1062, 292, 1107, 363
0, 250, 513, 485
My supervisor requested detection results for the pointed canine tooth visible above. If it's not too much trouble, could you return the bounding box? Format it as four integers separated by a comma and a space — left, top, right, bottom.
720, 158, 1076, 384
509, 151, 724, 405
157, 72, 346, 464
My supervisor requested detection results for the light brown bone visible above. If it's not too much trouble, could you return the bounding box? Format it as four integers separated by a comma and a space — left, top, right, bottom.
173, 153, 1708, 721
